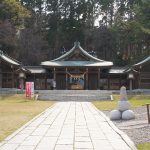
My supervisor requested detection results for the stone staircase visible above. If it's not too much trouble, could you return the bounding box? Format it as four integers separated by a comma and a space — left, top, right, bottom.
37, 90, 112, 101
0, 88, 22, 94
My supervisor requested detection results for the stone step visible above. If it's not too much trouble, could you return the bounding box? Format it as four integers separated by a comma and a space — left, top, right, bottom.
0, 88, 21, 94
37, 90, 112, 101
38, 95, 111, 101
36, 90, 112, 94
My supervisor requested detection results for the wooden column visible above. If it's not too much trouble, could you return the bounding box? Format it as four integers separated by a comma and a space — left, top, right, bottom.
45, 74, 47, 90
53, 68, 56, 89
0, 67, 2, 88
12, 66, 15, 88
98, 68, 100, 89
139, 67, 142, 89
119, 75, 121, 89
86, 68, 88, 90
108, 74, 110, 90
34, 74, 36, 89
66, 68, 68, 90
54, 68, 56, 80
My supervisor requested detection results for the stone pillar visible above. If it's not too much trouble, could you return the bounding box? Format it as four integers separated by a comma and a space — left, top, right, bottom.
20, 78, 24, 91
129, 79, 133, 91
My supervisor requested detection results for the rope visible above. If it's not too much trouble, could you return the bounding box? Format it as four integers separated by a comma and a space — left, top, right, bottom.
66, 71, 86, 78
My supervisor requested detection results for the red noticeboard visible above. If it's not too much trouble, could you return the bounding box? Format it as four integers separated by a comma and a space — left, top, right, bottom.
26, 82, 34, 98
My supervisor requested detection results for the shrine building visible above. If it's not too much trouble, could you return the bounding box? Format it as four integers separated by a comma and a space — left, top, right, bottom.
0, 42, 150, 90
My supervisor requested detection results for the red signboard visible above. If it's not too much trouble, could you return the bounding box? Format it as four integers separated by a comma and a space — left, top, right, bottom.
26, 82, 34, 98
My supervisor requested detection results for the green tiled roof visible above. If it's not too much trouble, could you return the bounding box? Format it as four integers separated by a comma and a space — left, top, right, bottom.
25, 66, 46, 74
41, 61, 113, 67
41, 42, 113, 67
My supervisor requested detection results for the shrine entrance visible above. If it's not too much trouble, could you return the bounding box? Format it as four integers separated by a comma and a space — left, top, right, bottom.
67, 73, 85, 90
41, 42, 113, 90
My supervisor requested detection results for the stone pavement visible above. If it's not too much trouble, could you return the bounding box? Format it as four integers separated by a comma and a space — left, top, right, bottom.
0, 102, 137, 150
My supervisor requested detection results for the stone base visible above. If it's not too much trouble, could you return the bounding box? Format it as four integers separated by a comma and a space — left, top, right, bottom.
122, 110, 135, 120
110, 110, 122, 120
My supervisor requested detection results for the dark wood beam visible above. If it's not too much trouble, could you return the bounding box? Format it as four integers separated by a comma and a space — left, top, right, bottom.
98, 68, 100, 89
66, 68, 68, 90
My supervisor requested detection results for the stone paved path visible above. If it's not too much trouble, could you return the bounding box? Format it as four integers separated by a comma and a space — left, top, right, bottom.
0, 102, 137, 150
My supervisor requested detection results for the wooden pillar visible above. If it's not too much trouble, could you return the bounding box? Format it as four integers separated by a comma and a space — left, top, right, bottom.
54, 68, 56, 80
66, 68, 68, 90
119, 75, 121, 89
108, 74, 110, 90
33, 74, 36, 89
12, 66, 15, 88
139, 67, 141, 89
0, 68, 2, 88
53, 68, 56, 89
86, 68, 88, 90
45, 74, 47, 90
98, 68, 100, 89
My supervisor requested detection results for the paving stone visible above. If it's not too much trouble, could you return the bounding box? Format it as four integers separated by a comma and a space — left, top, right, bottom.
16, 145, 36, 150
55, 144, 73, 150
7, 134, 29, 144
109, 139, 132, 150
57, 138, 73, 145
0, 144, 19, 150
45, 129, 61, 137
31, 125, 50, 136
75, 141, 93, 149
21, 136, 42, 146
0, 101, 136, 150
36, 137, 57, 149
19, 129, 34, 135
75, 136, 91, 142
75, 149, 93, 150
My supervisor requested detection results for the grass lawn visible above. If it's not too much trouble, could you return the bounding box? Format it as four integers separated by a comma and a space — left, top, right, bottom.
92, 95, 150, 111
137, 142, 150, 150
0, 94, 55, 141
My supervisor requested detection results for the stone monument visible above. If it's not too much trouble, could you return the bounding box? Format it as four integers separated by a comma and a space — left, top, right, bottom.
110, 86, 135, 120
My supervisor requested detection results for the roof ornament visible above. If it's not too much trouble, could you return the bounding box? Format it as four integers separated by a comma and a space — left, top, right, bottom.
60, 46, 66, 55
74, 41, 80, 48
0, 50, 3, 55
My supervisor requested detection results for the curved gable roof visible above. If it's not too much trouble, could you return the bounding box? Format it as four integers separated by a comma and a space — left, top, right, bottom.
133, 56, 150, 67
0, 50, 20, 66
41, 42, 113, 67
52, 41, 106, 62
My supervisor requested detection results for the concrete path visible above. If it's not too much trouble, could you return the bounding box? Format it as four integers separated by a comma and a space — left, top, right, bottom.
0, 102, 137, 150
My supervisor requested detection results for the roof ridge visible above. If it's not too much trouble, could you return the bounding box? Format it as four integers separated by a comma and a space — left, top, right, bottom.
51, 42, 111, 62
133, 55, 150, 67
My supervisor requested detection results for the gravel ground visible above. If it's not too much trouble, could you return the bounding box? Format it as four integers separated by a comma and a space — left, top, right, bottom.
103, 106, 150, 144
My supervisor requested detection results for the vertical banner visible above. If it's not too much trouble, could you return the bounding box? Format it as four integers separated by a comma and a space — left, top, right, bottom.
25, 82, 30, 97
26, 82, 34, 98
